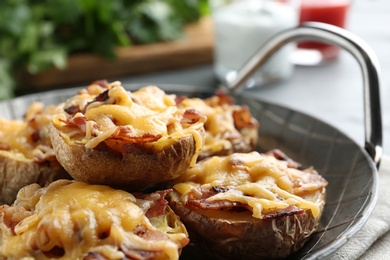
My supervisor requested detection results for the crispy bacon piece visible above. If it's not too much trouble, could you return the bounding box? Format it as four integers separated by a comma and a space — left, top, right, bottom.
60, 116, 88, 134
0, 142, 10, 151
133, 189, 172, 218
204, 91, 235, 106
64, 105, 81, 115
187, 198, 249, 212
26, 117, 42, 143
186, 186, 249, 212
104, 127, 163, 153
265, 149, 302, 169
262, 205, 304, 220
175, 95, 187, 105
181, 109, 204, 125
133, 225, 169, 241
91, 89, 110, 103
30, 130, 40, 143
110, 126, 162, 144
232, 106, 257, 130
185, 186, 305, 219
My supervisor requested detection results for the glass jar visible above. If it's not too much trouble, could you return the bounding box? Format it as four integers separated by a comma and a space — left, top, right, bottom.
210, 0, 299, 88
292, 0, 350, 65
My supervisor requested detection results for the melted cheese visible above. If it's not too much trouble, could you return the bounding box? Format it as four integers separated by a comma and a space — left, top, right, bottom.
173, 152, 327, 219
0, 180, 186, 260
178, 97, 257, 157
0, 102, 59, 160
0, 118, 32, 160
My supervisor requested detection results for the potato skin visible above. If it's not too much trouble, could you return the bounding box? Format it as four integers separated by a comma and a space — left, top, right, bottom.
50, 124, 197, 191
169, 190, 325, 260
0, 154, 70, 205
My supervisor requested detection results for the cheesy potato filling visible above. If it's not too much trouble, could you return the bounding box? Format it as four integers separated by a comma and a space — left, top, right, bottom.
177, 95, 258, 158
52, 82, 206, 166
173, 152, 327, 219
0, 102, 59, 161
0, 180, 188, 260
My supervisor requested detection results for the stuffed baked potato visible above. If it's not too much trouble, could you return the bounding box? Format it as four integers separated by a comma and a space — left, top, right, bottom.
49, 81, 206, 190
0, 102, 70, 205
0, 180, 189, 259
169, 151, 328, 259
177, 91, 259, 161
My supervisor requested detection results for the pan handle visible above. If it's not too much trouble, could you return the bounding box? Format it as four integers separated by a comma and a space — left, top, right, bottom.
225, 22, 383, 167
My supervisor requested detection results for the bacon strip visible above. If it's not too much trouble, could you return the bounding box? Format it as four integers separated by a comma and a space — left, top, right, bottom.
262, 205, 304, 220
185, 186, 305, 220
110, 126, 162, 144
265, 149, 302, 169
90, 89, 110, 103
232, 106, 258, 130
186, 186, 250, 212
205, 91, 235, 106
181, 109, 204, 125
133, 189, 172, 218
0, 142, 10, 151
59, 116, 88, 134
64, 105, 81, 115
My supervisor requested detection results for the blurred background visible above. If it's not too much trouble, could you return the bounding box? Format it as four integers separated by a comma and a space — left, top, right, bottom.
0, 0, 388, 153
0, 0, 210, 99
0, 0, 387, 96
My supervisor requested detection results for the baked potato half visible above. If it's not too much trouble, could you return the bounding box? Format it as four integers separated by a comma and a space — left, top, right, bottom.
177, 91, 259, 161
0, 180, 189, 260
0, 102, 70, 205
49, 81, 206, 190
169, 151, 328, 259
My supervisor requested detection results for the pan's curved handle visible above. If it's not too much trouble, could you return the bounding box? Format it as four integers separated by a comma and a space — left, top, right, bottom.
225, 22, 383, 167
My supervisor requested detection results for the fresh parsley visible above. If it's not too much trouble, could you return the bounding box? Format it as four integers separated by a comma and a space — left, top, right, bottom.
0, 0, 209, 100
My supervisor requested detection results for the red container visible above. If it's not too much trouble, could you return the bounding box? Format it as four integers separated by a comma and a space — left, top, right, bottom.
298, 0, 350, 61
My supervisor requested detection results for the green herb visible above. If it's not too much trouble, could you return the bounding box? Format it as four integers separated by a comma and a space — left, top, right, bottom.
0, 0, 209, 100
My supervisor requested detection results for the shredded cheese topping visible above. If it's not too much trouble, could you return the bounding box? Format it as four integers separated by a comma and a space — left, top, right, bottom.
0, 102, 59, 161
177, 95, 258, 158
52, 82, 206, 166
0, 180, 188, 260
173, 152, 327, 219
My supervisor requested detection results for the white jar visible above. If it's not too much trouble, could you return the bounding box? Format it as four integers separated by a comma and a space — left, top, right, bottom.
211, 0, 298, 88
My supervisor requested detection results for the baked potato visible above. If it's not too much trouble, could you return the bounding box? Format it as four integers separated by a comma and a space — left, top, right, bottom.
0, 102, 70, 205
49, 81, 206, 190
0, 179, 189, 260
177, 91, 259, 161
169, 151, 328, 259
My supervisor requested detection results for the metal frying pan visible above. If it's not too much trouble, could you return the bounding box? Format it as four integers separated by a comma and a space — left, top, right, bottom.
0, 23, 382, 259
220, 22, 382, 259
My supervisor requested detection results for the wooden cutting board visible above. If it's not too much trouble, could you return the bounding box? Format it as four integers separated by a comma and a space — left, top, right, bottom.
18, 17, 214, 92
